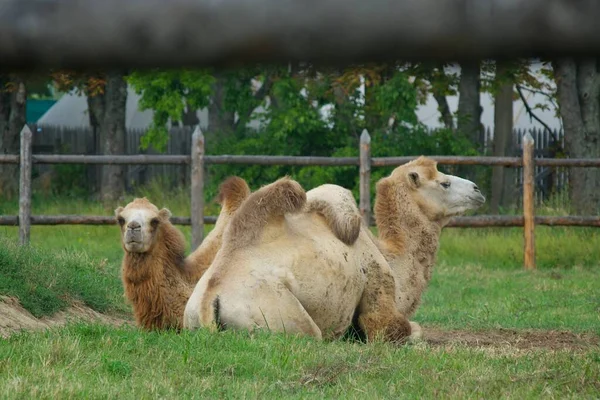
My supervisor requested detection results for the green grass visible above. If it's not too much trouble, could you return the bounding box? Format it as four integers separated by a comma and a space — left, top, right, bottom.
417, 264, 600, 334
0, 238, 127, 317
1, 193, 599, 398
1, 325, 599, 399
438, 227, 600, 269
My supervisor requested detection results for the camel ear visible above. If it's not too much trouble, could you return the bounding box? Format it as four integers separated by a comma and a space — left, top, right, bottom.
158, 208, 172, 220
114, 206, 124, 218
408, 172, 421, 188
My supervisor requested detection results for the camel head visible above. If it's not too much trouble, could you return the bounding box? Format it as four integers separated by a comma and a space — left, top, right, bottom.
114, 197, 172, 253
389, 156, 485, 221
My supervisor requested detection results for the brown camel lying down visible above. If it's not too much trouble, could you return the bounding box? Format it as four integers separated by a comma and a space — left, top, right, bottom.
184, 157, 485, 342
114, 177, 250, 330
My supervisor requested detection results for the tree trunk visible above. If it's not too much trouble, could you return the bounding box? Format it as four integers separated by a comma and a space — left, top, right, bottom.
0, 76, 26, 198
433, 92, 454, 131
490, 63, 514, 214
554, 59, 600, 215
207, 76, 235, 140
87, 72, 127, 205
456, 62, 483, 181
181, 101, 200, 127
457, 62, 483, 148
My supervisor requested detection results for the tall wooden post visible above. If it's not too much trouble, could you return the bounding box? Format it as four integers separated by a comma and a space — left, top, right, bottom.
19, 125, 33, 245
522, 132, 535, 270
191, 126, 205, 251
359, 129, 371, 226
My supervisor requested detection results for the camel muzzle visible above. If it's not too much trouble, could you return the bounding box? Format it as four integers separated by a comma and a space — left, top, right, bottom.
125, 230, 143, 244
469, 193, 486, 207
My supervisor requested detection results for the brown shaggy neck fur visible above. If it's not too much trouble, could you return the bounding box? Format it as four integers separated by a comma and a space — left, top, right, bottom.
374, 177, 442, 315
122, 221, 194, 330
375, 178, 442, 263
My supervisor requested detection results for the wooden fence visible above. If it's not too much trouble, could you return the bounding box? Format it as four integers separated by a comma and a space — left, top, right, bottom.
32, 124, 571, 207
31, 124, 196, 193
481, 126, 569, 207
1, 125, 600, 269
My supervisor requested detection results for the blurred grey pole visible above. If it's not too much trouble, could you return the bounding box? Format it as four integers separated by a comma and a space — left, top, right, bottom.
1, 0, 600, 69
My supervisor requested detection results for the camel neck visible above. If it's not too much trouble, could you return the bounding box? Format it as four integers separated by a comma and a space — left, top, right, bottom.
374, 180, 442, 280
121, 223, 192, 330
123, 251, 185, 284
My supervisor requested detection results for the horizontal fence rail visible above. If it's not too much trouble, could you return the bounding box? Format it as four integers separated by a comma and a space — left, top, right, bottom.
0, 155, 191, 165
1, 215, 597, 228
0, 215, 217, 226
1, 0, 600, 69
446, 216, 600, 228
2, 125, 600, 269
3, 154, 600, 167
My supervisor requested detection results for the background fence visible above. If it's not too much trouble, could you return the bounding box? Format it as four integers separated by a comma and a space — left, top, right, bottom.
30, 124, 195, 193
32, 124, 569, 207
1, 125, 599, 269
482, 127, 568, 208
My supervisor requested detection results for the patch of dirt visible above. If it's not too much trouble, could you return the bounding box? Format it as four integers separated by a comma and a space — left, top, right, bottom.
423, 327, 599, 351
0, 296, 131, 338
1, 297, 598, 352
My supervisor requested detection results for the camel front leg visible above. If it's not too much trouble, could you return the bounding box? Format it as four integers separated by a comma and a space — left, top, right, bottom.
356, 263, 411, 344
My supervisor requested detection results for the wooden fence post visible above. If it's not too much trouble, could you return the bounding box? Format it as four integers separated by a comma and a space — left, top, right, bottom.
522, 132, 535, 270
190, 126, 205, 251
359, 129, 371, 225
19, 125, 33, 245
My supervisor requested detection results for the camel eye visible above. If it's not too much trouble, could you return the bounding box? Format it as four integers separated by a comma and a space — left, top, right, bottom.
440, 181, 451, 189
150, 218, 159, 228
117, 217, 125, 226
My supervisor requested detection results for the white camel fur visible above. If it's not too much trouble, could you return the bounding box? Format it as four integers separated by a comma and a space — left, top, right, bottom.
183, 157, 485, 342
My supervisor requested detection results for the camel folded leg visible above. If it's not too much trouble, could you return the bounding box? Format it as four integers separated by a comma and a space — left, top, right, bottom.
355, 263, 411, 344
305, 184, 362, 246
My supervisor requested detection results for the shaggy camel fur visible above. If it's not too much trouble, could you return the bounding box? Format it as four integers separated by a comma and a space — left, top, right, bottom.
184, 158, 484, 342
369, 157, 485, 336
184, 177, 411, 342
115, 176, 250, 330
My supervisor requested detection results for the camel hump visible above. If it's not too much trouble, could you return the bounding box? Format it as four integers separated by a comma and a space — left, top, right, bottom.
306, 184, 362, 246
224, 177, 307, 248
217, 176, 251, 213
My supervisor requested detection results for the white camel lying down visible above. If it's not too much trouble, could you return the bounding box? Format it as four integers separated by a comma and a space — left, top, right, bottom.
184, 157, 485, 342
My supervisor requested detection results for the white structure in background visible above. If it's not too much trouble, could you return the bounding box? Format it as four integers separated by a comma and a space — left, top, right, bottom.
38, 88, 159, 129
37, 87, 263, 131
38, 63, 560, 134
415, 63, 561, 132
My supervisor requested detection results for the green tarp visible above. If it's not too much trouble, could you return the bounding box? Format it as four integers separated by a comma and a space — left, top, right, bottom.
27, 99, 57, 123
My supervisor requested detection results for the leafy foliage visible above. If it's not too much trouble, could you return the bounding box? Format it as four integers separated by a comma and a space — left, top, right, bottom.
126, 62, 488, 198
128, 69, 214, 150
50, 71, 107, 97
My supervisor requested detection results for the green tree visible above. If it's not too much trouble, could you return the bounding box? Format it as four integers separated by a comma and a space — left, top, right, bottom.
128, 64, 478, 199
